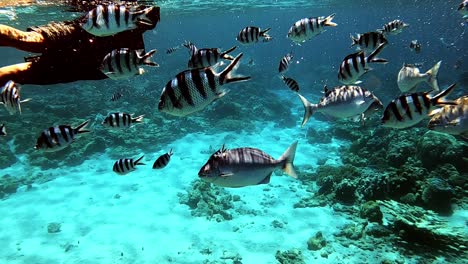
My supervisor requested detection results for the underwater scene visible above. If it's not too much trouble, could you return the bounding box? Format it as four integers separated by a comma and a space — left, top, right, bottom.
0, 0, 467, 263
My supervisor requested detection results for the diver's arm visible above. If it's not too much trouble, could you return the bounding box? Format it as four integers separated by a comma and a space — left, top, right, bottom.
0, 62, 33, 85
0, 24, 45, 53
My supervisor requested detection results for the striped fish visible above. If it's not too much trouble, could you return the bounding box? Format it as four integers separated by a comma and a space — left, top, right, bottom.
338, 43, 388, 85
34, 120, 90, 152
280, 75, 300, 92
0, 124, 6, 136
0, 80, 31, 115
110, 90, 123, 101
397, 61, 441, 93
278, 52, 293, 73
80, 4, 159, 37
102, 112, 144, 128
198, 141, 298, 188
236, 26, 271, 45
101, 48, 158, 80
428, 95, 468, 137
158, 53, 250, 117
459, 0, 468, 18
113, 156, 145, 175
350, 31, 388, 53
166, 45, 180, 55
183, 42, 237, 69
377, 19, 409, 35
297, 85, 382, 127
152, 149, 173, 169
262, 35, 273, 42
287, 14, 337, 44
409, 40, 421, 53
381, 83, 457, 129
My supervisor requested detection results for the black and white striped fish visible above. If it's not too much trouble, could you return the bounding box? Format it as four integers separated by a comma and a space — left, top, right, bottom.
110, 90, 123, 101
152, 149, 173, 169
183, 41, 237, 69
459, 0, 468, 18
113, 156, 145, 175
158, 53, 250, 117
280, 75, 300, 92
381, 83, 457, 129
287, 14, 337, 44
1, 80, 31, 115
236, 26, 271, 45
0, 124, 6, 136
198, 141, 298, 188
297, 85, 382, 127
350, 31, 388, 53
377, 19, 409, 35
34, 120, 90, 152
428, 95, 468, 137
338, 43, 388, 85
166, 45, 181, 55
102, 112, 144, 128
80, 4, 159, 37
262, 35, 273, 42
101, 48, 158, 80
409, 40, 422, 53
278, 52, 293, 73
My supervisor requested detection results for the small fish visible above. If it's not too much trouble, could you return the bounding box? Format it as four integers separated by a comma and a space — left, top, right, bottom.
166, 45, 181, 54
338, 43, 388, 85
113, 155, 145, 175
278, 52, 293, 73
397, 61, 441, 93
262, 35, 273, 42
34, 120, 90, 152
110, 91, 123, 101
280, 75, 300, 92
428, 95, 468, 137
458, 0, 468, 18
0, 124, 6, 136
80, 4, 159, 37
0, 80, 31, 115
183, 42, 237, 69
236, 26, 271, 45
287, 14, 337, 44
381, 83, 457, 129
377, 19, 409, 35
102, 112, 144, 128
198, 141, 298, 188
158, 53, 250, 117
409, 40, 421, 53
350, 31, 388, 53
247, 58, 255, 67
152, 149, 173, 169
101, 48, 158, 80
297, 85, 382, 127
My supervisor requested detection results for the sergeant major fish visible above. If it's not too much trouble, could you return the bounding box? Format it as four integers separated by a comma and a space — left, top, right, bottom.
80, 4, 159, 37
100, 48, 158, 80
152, 149, 173, 169
158, 53, 250, 117
381, 83, 457, 129
338, 43, 388, 85
280, 75, 300, 92
236, 26, 271, 45
183, 41, 237, 69
377, 19, 409, 35
287, 14, 337, 44
278, 52, 293, 73
409, 40, 421, 53
102, 112, 144, 128
110, 90, 123, 101
350, 31, 388, 53
428, 95, 467, 137
198, 141, 298, 188
0, 80, 31, 115
113, 156, 145, 175
297, 85, 383, 127
397, 61, 441, 93
34, 120, 90, 152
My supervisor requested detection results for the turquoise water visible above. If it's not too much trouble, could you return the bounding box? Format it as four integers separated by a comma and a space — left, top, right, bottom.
0, 1, 467, 263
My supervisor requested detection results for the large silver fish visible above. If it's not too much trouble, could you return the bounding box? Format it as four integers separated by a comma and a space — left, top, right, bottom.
287, 14, 337, 44
158, 53, 250, 117
198, 141, 298, 188
397, 61, 441, 93
428, 95, 468, 137
297, 85, 383, 127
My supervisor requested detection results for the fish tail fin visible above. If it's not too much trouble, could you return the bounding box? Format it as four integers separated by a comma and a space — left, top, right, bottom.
135, 155, 145, 166
139, 49, 159, 67
278, 141, 298, 179
323, 13, 337, 27
220, 46, 237, 60
297, 93, 317, 127
426, 60, 441, 92
168, 148, 173, 156
260, 27, 271, 36
367, 43, 388, 64
350, 34, 358, 47
74, 120, 91, 134
132, 114, 145, 123
431, 83, 457, 106
18, 98, 31, 114
219, 53, 251, 84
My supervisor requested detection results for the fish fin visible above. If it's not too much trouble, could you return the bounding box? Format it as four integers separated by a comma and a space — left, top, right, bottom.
431, 83, 457, 106
134, 155, 145, 166
426, 61, 441, 92
354, 80, 363, 84
74, 120, 91, 134
355, 100, 366, 105
168, 148, 174, 156
220, 172, 234, 177
260, 27, 271, 36
297, 93, 317, 127
367, 43, 388, 64
258, 173, 272, 185
218, 53, 251, 84
132, 114, 145, 123
20, 98, 32, 103
139, 49, 159, 67
323, 13, 337, 27
0, 124, 6, 136
138, 68, 145, 75
215, 89, 229, 99
278, 141, 298, 179
447, 118, 460, 126
350, 33, 359, 47
220, 46, 237, 60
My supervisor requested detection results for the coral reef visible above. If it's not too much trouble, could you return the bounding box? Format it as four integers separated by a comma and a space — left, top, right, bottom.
359, 201, 383, 224
47, 222, 61, 233
307, 231, 327, 251
275, 249, 306, 264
